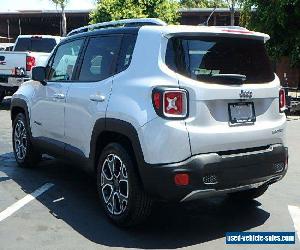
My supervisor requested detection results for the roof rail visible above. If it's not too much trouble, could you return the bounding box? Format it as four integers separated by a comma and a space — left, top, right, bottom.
67, 18, 167, 36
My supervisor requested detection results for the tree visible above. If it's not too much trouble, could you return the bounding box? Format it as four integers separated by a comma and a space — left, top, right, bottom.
226, 0, 236, 25
180, 0, 226, 8
90, 0, 180, 24
51, 0, 69, 36
241, 0, 300, 66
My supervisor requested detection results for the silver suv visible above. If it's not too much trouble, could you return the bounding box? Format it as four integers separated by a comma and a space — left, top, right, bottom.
11, 19, 288, 227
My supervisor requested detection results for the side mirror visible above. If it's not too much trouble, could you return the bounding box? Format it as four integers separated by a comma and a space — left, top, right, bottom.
32, 66, 47, 85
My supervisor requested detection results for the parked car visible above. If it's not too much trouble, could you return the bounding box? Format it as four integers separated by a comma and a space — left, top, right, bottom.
11, 18, 288, 227
0, 35, 61, 103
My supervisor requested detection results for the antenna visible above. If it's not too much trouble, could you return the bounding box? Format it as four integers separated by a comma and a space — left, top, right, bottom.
203, 7, 217, 26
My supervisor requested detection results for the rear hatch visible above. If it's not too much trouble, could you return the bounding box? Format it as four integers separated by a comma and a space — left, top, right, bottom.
165, 32, 286, 155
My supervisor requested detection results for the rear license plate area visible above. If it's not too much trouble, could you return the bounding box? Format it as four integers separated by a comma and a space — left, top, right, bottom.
228, 102, 256, 124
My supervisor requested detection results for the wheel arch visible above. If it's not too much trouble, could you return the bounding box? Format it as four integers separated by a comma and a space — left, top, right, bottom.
10, 98, 30, 127
90, 118, 146, 186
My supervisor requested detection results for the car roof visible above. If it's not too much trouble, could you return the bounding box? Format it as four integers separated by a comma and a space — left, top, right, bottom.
62, 27, 140, 43
66, 25, 269, 43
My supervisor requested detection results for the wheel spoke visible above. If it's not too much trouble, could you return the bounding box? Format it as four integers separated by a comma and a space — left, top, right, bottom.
102, 159, 113, 183
112, 192, 122, 215
102, 183, 113, 203
120, 163, 128, 179
119, 180, 128, 198
113, 156, 122, 178
106, 189, 114, 214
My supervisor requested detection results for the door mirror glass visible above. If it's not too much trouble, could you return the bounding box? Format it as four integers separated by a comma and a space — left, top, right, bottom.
32, 66, 46, 85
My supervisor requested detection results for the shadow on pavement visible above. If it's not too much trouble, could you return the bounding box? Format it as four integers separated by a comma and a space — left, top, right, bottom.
0, 152, 270, 249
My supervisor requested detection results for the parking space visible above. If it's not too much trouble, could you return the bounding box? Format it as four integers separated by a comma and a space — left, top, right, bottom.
0, 98, 299, 249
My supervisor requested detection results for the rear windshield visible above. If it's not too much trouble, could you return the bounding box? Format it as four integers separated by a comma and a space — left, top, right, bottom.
165, 36, 275, 84
14, 37, 57, 53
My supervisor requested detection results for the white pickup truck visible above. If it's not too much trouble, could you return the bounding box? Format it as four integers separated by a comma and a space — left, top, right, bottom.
0, 35, 61, 103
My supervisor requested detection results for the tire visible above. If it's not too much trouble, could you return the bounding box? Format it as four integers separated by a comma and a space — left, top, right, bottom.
228, 185, 269, 201
0, 90, 5, 104
97, 143, 152, 227
12, 113, 42, 168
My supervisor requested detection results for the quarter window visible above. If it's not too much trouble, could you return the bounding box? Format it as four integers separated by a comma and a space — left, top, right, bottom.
116, 34, 137, 73
78, 35, 122, 82
47, 39, 84, 81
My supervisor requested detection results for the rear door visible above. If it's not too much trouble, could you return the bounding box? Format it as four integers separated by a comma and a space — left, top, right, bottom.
165, 35, 285, 154
31, 38, 85, 146
64, 34, 123, 157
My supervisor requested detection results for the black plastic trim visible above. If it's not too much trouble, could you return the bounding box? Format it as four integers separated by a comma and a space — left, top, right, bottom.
140, 144, 288, 201
10, 98, 31, 133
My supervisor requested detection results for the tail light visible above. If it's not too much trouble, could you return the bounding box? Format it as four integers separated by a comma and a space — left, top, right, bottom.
279, 88, 286, 113
26, 56, 36, 71
152, 88, 188, 119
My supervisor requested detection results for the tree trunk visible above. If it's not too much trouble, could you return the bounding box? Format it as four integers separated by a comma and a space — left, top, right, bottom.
61, 5, 67, 36
230, 2, 235, 26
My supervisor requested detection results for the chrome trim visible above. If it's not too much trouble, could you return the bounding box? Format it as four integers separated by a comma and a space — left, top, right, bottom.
220, 144, 281, 159
180, 176, 282, 202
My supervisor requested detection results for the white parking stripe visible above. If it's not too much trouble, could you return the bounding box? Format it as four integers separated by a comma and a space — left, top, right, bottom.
288, 205, 300, 241
0, 183, 54, 222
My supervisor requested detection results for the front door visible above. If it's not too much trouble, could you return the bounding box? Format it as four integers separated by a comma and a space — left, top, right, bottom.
31, 38, 85, 145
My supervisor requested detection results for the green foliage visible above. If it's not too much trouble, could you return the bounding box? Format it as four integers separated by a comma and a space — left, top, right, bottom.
242, 0, 300, 66
51, 0, 68, 8
90, 0, 180, 24
180, 0, 227, 8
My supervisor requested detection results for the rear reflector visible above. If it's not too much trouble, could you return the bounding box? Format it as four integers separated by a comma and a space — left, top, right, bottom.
174, 173, 189, 186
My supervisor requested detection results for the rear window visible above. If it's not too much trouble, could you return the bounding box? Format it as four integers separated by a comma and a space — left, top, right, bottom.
14, 37, 57, 53
165, 36, 275, 84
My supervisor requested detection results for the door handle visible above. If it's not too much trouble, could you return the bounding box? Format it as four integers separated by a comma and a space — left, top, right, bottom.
53, 93, 65, 100
90, 94, 105, 102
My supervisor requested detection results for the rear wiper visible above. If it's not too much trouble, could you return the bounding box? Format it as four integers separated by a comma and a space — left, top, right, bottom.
211, 74, 247, 82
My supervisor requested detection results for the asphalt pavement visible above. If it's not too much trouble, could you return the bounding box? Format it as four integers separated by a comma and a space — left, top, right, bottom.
0, 97, 299, 250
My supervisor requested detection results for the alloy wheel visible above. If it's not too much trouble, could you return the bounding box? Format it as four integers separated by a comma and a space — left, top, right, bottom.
100, 154, 129, 215
14, 119, 27, 161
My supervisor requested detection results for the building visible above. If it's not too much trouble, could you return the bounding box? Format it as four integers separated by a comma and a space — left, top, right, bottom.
180, 8, 240, 26
0, 9, 90, 42
0, 8, 298, 87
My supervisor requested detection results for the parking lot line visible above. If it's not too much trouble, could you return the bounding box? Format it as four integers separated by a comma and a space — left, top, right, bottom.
0, 183, 54, 222
288, 205, 300, 241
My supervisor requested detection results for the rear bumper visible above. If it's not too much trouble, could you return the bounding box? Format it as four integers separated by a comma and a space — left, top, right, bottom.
140, 144, 288, 202
0, 75, 30, 87
0, 85, 19, 95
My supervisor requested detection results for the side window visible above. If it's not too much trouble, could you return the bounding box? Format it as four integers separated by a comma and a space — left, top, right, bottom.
116, 34, 137, 73
47, 39, 84, 81
78, 35, 122, 82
